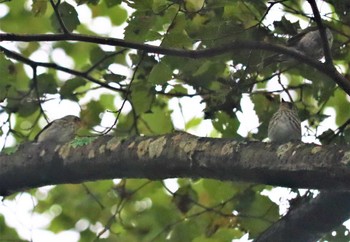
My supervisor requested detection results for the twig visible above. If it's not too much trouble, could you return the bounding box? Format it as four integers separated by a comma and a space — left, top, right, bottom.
103, 52, 146, 135
49, 0, 70, 34
84, 49, 127, 74
31, 66, 49, 123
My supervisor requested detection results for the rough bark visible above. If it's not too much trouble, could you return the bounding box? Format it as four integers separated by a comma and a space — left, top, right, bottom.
2, 132, 350, 241
1, 132, 350, 195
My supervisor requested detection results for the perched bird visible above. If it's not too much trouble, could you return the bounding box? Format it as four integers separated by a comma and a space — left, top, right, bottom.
35, 115, 81, 144
288, 27, 333, 59
263, 27, 333, 66
268, 100, 301, 143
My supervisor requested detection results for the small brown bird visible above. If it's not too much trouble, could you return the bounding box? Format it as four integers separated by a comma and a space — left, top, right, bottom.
268, 100, 301, 143
263, 27, 333, 66
288, 27, 333, 60
35, 115, 81, 144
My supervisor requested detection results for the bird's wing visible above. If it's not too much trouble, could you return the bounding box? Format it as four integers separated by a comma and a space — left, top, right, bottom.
34, 121, 54, 142
286, 26, 319, 47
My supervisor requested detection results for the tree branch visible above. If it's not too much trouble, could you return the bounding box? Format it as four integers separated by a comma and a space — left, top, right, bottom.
1, 132, 350, 196
256, 191, 350, 242
0, 46, 126, 93
307, 0, 333, 65
1, 32, 349, 95
2, 133, 350, 241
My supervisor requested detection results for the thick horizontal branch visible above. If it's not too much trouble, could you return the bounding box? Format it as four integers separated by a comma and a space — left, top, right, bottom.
1, 32, 350, 95
1, 132, 350, 196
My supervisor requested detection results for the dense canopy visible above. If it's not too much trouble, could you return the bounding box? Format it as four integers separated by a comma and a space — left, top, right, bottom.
1, 0, 350, 241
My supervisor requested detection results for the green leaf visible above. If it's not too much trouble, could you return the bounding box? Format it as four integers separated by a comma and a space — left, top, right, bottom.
75, 0, 100, 5
60, 78, 86, 101
185, 117, 202, 130
100, 94, 116, 111
50, 2, 80, 32
107, 5, 128, 26
237, 190, 279, 238
148, 62, 173, 85
18, 101, 40, 117
12, 111, 41, 140
0, 216, 20, 239
211, 112, 240, 138
168, 84, 188, 95
195, 179, 240, 206
152, 0, 171, 12
36, 73, 57, 95
162, 31, 193, 48
71, 137, 97, 147
169, 220, 201, 242
0, 55, 16, 101
327, 89, 350, 126
184, 0, 204, 12
322, 225, 350, 242
193, 61, 213, 77
81, 101, 104, 128
124, 12, 162, 42
103, 73, 126, 83
130, 86, 153, 115
140, 106, 173, 134
31, 0, 47, 16
1, 146, 19, 155
89, 47, 115, 70
105, 0, 122, 7
273, 16, 300, 35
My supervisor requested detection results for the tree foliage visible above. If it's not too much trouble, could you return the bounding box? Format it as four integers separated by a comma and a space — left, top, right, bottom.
1, 0, 350, 241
